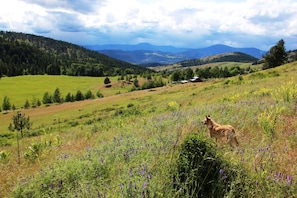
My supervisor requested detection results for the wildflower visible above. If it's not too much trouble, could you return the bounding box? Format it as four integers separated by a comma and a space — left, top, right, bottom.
219, 169, 224, 174
287, 175, 293, 186
142, 181, 148, 189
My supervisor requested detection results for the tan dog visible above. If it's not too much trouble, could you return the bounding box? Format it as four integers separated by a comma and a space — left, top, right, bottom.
203, 115, 239, 147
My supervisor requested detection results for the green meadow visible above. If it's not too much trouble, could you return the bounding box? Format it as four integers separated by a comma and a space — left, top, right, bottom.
0, 62, 297, 197
0, 75, 133, 109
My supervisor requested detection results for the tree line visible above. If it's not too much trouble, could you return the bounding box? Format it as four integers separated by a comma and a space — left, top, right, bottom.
1, 88, 104, 112
170, 65, 256, 81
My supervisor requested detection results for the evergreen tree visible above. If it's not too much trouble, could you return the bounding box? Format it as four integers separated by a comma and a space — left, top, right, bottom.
263, 39, 288, 69
9, 111, 32, 164
53, 87, 62, 103
104, 76, 111, 85
65, 92, 72, 102
104, 77, 111, 87
75, 90, 84, 101
133, 78, 139, 88
42, 92, 52, 104
2, 96, 11, 112
24, 99, 30, 109
85, 90, 95, 99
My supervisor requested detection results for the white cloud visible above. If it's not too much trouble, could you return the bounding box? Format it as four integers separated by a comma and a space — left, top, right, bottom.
0, 0, 296, 50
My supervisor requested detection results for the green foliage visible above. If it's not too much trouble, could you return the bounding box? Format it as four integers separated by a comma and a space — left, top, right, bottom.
96, 90, 104, 98
263, 39, 288, 69
53, 87, 63, 103
42, 92, 52, 105
104, 76, 111, 85
75, 90, 84, 101
141, 78, 165, 90
175, 134, 249, 197
133, 78, 139, 87
171, 70, 183, 81
114, 106, 142, 117
258, 106, 284, 139
24, 142, 45, 162
195, 65, 250, 79
65, 92, 75, 102
273, 80, 297, 104
2, 96, 11, 112
24, 99, 30, 109
0, 150, 10, 163
84, 90, 95, 99
9, 111, 32, 164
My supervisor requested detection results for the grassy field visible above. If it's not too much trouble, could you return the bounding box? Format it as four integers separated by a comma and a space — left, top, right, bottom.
0, 62, 297, 197
0, 75, 151, 109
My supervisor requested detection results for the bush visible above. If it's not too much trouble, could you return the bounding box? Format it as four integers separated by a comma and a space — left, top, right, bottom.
24, 142, 45, 162
85, 90, 95, 99
174, 133, 249, 197
0, 150, 10, 163
96, 90, 104, 98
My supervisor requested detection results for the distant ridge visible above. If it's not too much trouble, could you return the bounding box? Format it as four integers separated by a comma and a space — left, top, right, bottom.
85, 43, 266, 65
178, 52, 259, 67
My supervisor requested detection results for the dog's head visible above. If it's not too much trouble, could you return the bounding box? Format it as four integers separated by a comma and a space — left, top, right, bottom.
202, 115, 211, 125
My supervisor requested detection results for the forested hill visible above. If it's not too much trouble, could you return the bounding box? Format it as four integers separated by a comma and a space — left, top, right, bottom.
0, 31, 149, 77
178, 52, 259, 67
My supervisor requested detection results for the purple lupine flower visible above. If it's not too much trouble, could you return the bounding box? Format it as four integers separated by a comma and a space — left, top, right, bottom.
142, 181, 148, 189
287, 175, 293, 186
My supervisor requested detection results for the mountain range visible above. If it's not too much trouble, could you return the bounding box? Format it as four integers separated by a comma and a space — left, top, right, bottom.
84, 43, 266, 65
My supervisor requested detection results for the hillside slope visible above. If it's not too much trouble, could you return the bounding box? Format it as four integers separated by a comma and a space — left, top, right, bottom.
0, 61, 297, 197
178, 52, 259, 67
0, 31, 148, 77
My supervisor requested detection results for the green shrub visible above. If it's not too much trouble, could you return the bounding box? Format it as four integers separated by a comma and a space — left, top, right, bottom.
24, 142, 45, 162
174, 133, 249, 197
0, 150, 10, 163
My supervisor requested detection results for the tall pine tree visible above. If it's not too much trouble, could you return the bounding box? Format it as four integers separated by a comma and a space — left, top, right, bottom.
263, 39, 288, 69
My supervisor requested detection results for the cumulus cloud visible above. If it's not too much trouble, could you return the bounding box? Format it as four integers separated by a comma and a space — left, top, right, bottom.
0, 0, 296, 50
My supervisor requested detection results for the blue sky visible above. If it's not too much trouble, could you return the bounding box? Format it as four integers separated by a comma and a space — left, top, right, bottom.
0, 0, 296, 50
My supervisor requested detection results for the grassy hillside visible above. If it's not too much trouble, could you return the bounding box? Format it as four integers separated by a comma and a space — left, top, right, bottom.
0, 61, 297, 197
178, 52, 259, 67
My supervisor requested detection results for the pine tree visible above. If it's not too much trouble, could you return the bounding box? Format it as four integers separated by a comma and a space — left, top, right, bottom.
263, 39, 288, 69
9, 111, 32, 164
2, 96, 11, 113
